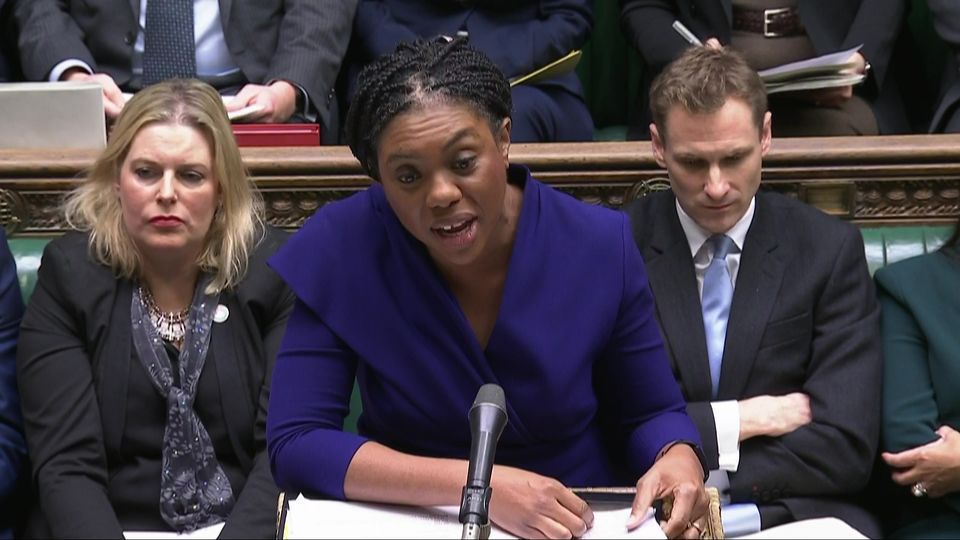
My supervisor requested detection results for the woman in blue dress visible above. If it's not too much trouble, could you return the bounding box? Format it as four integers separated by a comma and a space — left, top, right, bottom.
267, 38, 708, 539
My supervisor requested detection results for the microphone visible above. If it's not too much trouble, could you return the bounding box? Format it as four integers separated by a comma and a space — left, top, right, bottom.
459, 383, 508, 540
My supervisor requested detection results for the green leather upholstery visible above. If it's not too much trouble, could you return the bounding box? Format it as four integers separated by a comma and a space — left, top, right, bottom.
10, 237, 50, 303
8, 224, 955, 434
861, 225, 953, 276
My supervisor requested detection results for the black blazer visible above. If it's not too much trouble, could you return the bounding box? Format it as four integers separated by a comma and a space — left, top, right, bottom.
625, 191, 882, 534
928, 0, 960, 132
619, 0, 910, 134
17, 228, 293, 539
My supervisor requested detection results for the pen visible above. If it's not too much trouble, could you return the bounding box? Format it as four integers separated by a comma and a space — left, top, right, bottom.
672, 20, 703, 46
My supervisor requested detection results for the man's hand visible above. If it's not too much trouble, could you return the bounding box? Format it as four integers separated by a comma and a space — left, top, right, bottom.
786, 52, 867, 107
883, 425, 960, 498
488, 465, 593, 539
630, 444, 708, 539
227, 81, 298, 123
62, 69, 125, 119
739, 392, 811, 441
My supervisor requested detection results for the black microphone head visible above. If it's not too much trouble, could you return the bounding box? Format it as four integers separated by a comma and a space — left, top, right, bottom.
469, 383, 508, 440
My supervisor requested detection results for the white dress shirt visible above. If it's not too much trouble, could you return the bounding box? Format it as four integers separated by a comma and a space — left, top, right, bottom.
676, 197, 762, 536
51, 0, 238, 82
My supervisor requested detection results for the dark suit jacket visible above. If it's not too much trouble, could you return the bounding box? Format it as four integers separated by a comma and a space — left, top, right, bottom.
16, 229, 293, 539
0, 230, 25, 538
619, 0, 909, 134
625, 190, 882, 534
928, 0, 960, 132
13, 0, 357, 131
347, 0, 591, 99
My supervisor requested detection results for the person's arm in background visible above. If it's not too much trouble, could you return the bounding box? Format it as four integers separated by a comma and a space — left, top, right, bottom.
835, 0, 906, 97
876, 264, 960, 512
16, 240, 124, 537
12, 0, 125, 117
619, 0, 693, 75
352, 0, 421, 64
228, 0, 358, 124
727, 226, 881, 501
0, 230, 25, 524
466, 0, 592, 80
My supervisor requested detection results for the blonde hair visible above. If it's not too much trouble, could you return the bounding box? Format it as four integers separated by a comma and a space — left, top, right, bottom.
64, 79, 264, 293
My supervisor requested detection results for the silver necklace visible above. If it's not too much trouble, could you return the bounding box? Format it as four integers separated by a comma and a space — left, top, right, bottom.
138, 286, 189, 343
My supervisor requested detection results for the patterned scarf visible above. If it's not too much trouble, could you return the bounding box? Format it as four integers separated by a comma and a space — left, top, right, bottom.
130, 275, 235, 532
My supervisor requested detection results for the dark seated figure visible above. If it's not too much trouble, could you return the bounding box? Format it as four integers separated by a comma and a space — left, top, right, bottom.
16, 79, 293, 538
345, 0, 594, 143
877, 215, 960, 538
0, 229, 26, 540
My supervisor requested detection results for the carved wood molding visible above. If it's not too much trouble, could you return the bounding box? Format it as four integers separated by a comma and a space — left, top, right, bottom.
1, 134, 959, 234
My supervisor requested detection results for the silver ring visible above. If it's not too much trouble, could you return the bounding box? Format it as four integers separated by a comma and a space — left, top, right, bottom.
911, 482, 928, 498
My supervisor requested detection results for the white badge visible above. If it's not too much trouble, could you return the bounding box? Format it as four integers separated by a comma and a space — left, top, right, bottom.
214, 304, 229, 323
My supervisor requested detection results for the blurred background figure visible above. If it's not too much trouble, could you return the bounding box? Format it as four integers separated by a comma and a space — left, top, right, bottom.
12, 0, 356, 139
16, 79, 293, 538
877, 215, 960, 538
620, 0, 911, 138
344, 0, 594, 143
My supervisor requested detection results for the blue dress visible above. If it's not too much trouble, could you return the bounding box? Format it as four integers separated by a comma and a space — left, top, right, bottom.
267, 165, 700, 499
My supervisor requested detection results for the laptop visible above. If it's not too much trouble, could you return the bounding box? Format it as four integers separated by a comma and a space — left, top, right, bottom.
0, 81, 106, 150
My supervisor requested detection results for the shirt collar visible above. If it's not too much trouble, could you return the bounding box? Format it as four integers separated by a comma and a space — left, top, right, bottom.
675, 196, 756, 259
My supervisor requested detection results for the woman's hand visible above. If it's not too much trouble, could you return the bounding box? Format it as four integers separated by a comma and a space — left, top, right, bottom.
489, 465, 594, 539
630, 444, 708, 539
883, 425, 960, 498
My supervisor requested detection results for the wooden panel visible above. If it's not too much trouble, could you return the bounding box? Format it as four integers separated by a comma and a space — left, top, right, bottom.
1, 135, 958, 234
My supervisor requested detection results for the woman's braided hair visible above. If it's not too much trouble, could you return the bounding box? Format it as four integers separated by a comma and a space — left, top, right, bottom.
345, 37, 512, 181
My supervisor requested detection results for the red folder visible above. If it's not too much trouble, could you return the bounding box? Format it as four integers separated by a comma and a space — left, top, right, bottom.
232, 123, 320, 147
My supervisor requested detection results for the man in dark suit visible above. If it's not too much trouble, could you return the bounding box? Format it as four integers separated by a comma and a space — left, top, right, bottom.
619, 0, 909, 137
13, 0, 356, 136
624, 46, 882, 536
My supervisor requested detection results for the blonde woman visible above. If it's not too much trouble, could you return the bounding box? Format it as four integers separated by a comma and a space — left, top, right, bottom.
17, 79, 293, 538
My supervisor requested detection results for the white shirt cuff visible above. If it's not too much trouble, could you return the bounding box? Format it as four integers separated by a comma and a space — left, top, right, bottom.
50, 59, 94, 82
711, 400, 741, 472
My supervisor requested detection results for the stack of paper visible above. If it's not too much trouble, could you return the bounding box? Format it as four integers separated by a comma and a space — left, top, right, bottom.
0, 82, 106, 150
758, 45, 865, 95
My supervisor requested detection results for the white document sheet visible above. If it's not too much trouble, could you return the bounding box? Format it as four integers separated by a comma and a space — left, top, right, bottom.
124, 522, 225, 539
283, 497, 666, 539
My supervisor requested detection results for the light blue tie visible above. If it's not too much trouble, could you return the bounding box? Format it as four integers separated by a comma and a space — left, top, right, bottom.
702, 234, 734, 399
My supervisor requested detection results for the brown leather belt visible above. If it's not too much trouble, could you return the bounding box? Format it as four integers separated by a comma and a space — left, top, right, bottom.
731, 6, 804, 38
